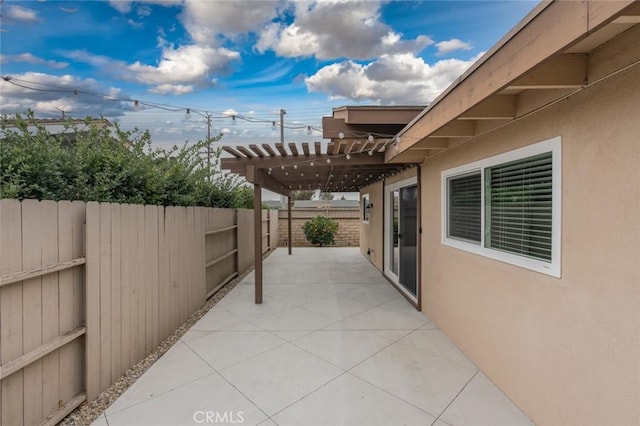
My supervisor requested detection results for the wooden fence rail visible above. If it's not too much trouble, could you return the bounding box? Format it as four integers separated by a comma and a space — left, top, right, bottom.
0, 200, 277, 426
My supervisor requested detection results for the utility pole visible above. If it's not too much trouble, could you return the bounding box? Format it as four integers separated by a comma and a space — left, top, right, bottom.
279, 108, 286, 143
206, 112, 212, 182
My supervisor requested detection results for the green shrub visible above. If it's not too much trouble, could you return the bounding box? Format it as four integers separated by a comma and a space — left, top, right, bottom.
0, 111, 253, 208
302, 216, 339, 246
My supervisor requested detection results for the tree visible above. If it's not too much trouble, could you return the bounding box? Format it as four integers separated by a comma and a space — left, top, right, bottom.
302, 216, 339, 246
319, 192, 334, 200
0, 111, 252, 208
290, 190, 315, 201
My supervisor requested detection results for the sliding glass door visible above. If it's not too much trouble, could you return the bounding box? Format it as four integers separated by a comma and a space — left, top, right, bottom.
385, 178, 418, 301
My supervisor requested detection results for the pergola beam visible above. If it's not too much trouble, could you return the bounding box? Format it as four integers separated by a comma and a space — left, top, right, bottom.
221, 152, 386, 170
246, 166, 290, 196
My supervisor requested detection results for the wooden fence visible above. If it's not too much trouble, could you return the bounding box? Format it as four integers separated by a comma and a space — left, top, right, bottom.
0, 200, 277, 426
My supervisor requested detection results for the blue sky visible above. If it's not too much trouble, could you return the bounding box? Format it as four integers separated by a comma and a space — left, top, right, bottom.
1, 0, 538, 149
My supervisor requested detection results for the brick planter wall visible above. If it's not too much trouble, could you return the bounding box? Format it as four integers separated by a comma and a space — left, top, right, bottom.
278, 208, 360, 247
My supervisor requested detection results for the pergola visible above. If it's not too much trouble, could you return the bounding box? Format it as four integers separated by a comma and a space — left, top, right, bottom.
220, 141, 413, 304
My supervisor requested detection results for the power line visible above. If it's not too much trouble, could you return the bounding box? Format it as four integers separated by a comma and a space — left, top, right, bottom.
1, 74, 414, 140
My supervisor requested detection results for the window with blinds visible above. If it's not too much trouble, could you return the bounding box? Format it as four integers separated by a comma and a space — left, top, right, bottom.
486, 152, 552, 261
441, 136, 561, 277
448, 172, 481, 242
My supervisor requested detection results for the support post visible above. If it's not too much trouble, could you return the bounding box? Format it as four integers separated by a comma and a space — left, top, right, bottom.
254, 183, 263, 304
287, 196, 292, 255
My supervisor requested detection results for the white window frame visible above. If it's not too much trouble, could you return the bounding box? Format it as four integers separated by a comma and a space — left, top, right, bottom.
361, 193, 370, 223
441, 136, 562, 277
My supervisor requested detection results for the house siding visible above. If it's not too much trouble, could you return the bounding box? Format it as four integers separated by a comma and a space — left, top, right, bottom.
360, 168, 418, 272
419, 64, 639, 425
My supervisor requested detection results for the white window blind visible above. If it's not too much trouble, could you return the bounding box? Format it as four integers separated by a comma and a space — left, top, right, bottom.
448, 173, 481, 242
486, 152, 553, 261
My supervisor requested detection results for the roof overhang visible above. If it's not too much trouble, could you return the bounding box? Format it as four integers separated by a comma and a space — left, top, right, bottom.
221, 142, 413, 196
388, 0, 640, 163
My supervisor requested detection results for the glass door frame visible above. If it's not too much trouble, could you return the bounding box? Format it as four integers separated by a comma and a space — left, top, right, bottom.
384, 176, 419, 304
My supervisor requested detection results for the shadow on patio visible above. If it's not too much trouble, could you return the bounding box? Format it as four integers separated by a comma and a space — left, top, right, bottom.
93, 248, 532, 426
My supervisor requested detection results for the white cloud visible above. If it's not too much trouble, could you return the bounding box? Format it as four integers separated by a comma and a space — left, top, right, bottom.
108, 0, 182, 14
3, 5, 40, 23
0, 53, 68, 69
149, 84, 194, 95
64, 44, 239, 94
0, 72, 129, 118
256, 0, 433, 60
127, 19, 144, 29
128, 44, 239, 86
180, 0, 280, 44
305, 52, 483, 104
435, 38, 472, 55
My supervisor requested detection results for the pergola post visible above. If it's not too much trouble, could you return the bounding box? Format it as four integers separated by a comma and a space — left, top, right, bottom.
254, 182, 263, 304
287, 196, 292, 255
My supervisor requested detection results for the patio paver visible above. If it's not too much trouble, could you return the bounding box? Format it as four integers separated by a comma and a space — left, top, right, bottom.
97, 247, 533, 426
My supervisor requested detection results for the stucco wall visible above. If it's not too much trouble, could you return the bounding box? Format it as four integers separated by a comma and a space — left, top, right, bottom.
420, 64, 639, 425
278, 208, 360, 247
359, 168, 418, 271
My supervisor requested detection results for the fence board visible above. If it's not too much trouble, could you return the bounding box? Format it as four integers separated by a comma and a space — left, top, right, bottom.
22, 199, 44, 424
85, 202, 101, 402
110, 203, 122, 382
135, 205, 145, 362
144, 205, 159, 353
237, 209, 254, 275
1, 201, 275, 423
57, 201, 75, 404
70, 201, 85, 400
167, 207, 178, 332
99, 203, 112, 392
41, 201, 60, 419
0, 199, 24, 426
186, 207, 195, 314
158, 207, 169, 341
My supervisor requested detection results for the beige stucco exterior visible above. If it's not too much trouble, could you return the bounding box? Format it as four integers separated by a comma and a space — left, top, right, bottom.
360, 47, 639, 426
360, 167, 418, 272
422, 64, 638, 424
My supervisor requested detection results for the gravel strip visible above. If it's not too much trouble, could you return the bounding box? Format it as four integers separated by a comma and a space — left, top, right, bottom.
59, 269, 252, 426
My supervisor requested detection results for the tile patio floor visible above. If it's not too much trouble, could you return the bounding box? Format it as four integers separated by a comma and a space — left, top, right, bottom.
93, 247, 533, 426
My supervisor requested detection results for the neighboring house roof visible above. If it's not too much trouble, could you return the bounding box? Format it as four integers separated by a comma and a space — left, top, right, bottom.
388, 1, 640, 163
322, 106, 425, 155
293, 200, 359, 209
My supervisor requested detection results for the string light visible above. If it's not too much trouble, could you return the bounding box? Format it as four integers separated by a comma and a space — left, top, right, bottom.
272, 121, 277, 130
345, 154, 351, 160
185, 108, 191, 119
293, 164, 298, 169
2, 75, 416, 141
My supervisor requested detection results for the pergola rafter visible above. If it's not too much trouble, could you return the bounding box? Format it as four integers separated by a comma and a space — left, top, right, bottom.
221, 141, 416, 305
